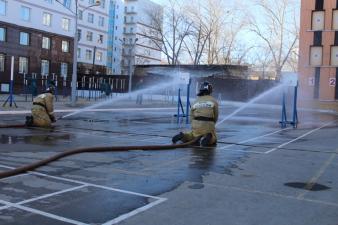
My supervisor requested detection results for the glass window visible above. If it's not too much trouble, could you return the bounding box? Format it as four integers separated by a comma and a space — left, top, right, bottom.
62, 40, 69, 52
78, 10, 83, 20
77, 29, 81, 41
86, 31, 93, 41
42, 36, 50, 49
43, 12, 52, 26
0, 53, 4, 72
19, 32, 29, 45
0, 27, 5, 41
88, 13, 94, 23
0, 0, 6, 16
60, 62, 68, 77
98, 34, 103, 44
41, 59, 49, 75
19, 57, 29, 74
89, 0, 94, 4
98, 16, 104, 27
20, 6, 30, 21
96, 51, 102, 62
62, 18, 70, 31
100, 0, 105, 8
63, 0, 71, 9
85, 49, 92, 60
77, 48, 81, 58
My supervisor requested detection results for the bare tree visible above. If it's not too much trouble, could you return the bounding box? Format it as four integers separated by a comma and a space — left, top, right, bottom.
145, 0, 193, 65
249, 0, 299, 79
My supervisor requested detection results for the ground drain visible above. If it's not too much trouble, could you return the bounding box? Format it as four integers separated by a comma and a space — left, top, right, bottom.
284, 182, 331, 191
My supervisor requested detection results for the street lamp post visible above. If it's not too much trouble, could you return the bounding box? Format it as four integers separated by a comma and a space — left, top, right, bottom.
56, 0, 100, 106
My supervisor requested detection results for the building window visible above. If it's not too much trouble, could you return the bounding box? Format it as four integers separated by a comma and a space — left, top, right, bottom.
20, 6, 31, 21
0, 0, 6, 16
313, 31, 322, 46
0, 54, 4, 72
62, 18, 70, 31
41, 59, 49, 75
0, 27, 5, 41
19, 32, 30, 45
19, 57, 29, 74
98, 34, 103, 44
89, 0, 94, 4
88, 13, 94, 23
333, 10, 338, 30
100, 0, 105, 8
77, 48, 81, 58
77, 29, 81, 41
43, 12, 52, 26
331, 46, 338, 66
60, 62, 68, 77
315, 0, 324, 10
42, 36, 50, 49
98, 16, 104, 27
96, 51, 102, 62
78, 10, 83, 20
86, 31, 93, 41
62, 0, 71, 9
85, 49, 92, 60
62, 40, 69, 52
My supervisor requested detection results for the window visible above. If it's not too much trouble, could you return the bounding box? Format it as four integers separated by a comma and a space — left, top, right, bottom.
96, 51, 102, 62
77, 29, 82, 41
310, 46, 323, 66
20, 6, 30, 21
41, 59, 49, 75
130, 27, 133, 33
42, 36, 50, 49
0, 0, 6, 16
62, 18, 70, 31
88, 13, 94, 23
60, 62, 68, 77
98, 34, 103, 44
62, 40, 69, 52
19, 57, 28, 74
100, 0, 105, 8
331, 46, 338, 66
98, 16, 104, 27
62, 0, 71, 9
19, 32, 29, 45
89, 0, 94, 4
312, 11, 324, 30
85, 49, 92, 60
78, 10, 83, 20
0, 27, 5, 41
77, 48, 81, 58
86, 31, 93, 41
333, 10, 338, 30
43, 12, 52, 26
0, 54, 4, 72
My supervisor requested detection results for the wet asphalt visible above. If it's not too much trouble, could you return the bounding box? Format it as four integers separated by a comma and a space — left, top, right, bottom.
0, 104, 337, 225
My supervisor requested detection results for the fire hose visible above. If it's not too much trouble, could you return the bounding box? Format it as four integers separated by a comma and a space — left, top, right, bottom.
0, 137, 201, 180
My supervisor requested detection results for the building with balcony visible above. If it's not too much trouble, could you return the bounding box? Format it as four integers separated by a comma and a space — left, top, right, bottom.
299, 0, 338, 100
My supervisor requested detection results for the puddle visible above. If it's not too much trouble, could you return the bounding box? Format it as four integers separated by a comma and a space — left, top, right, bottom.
0, 134, 72, 145
284, 182, 331, 191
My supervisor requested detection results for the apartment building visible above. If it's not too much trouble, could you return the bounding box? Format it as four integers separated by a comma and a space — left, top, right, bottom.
77, 0, 109, 74
299, 0, 338, 100
106, 0, 162, 75
0, 0, 74, 91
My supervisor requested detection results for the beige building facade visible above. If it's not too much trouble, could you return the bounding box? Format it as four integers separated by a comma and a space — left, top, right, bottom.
299, 0, 338, 100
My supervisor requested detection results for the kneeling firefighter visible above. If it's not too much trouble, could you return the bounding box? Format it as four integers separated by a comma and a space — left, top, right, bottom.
26, 82, 56, 127
172, 81, 219, 146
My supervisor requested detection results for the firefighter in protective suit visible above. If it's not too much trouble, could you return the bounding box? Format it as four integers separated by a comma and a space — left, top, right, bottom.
26, 82, 56, 127
172, 81, 219, 146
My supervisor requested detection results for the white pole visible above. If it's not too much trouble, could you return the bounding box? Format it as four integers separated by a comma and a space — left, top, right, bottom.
10, 56, 14, 81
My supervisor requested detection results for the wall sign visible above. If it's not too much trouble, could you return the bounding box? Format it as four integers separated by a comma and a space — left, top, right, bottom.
329, 78, 336, 87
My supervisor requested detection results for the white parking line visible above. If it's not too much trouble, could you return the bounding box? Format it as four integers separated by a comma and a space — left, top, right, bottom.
220, 127, 292, 150
265, 120, 336, 154
0, 199, 89, 225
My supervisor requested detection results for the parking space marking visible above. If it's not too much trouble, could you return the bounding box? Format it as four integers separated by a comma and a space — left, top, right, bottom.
0, 199, 89, 225
220, 127, 292, 150
102, 198, 167, 225
297, 148, 338, 200
265, 120, 336, 154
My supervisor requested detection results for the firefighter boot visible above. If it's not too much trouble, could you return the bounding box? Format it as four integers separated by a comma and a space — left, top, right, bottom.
200, 133, 213, 147
172, 132, 184, 144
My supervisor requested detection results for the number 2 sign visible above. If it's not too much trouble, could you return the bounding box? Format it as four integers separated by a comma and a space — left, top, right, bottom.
329, 78, 336, 87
